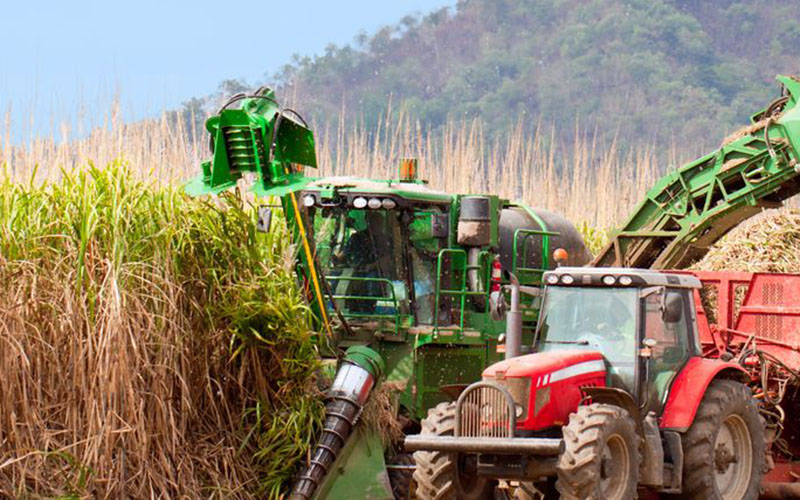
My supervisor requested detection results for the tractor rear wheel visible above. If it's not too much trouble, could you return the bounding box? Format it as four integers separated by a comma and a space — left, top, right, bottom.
412, 402, 495, 500
679, 379, 764, 500
556, 403, 640, 500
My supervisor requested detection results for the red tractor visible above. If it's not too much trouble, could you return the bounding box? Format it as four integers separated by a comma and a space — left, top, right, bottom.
405, 267, 766, 499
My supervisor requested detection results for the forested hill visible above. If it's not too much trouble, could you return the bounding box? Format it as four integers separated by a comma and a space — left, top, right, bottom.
186, 0, 800, 147
185, 0, 800, 148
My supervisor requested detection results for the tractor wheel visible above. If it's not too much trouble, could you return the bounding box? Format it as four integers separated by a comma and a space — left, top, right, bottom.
678, 379, 764, 500
412, 402, 495, 500
556, 403, 640, 500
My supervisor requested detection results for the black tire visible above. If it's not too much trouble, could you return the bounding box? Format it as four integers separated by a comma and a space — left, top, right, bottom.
412, 402, 495, 500
556, 403, 640, 500
679, 379, 764, 500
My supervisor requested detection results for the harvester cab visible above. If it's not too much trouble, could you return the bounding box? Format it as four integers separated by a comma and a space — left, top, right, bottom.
406, 267, 764, 499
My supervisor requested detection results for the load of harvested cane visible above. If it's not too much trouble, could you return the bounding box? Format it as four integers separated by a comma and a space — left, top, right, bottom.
692, 208, 800, 273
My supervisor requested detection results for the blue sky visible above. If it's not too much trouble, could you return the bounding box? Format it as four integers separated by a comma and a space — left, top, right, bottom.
0, 0, 455, 142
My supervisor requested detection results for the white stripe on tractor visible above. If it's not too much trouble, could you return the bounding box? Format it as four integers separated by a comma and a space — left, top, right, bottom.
548, 360, 606, 384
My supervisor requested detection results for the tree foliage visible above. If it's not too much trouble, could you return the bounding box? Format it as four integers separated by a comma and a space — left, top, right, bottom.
188, 0, 800, 147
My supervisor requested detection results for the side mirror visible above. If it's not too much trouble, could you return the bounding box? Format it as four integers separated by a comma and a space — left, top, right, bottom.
257, 206, 273, 233
662, 292, 683, 323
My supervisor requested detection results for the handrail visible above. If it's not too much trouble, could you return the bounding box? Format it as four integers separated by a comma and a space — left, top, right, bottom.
325, 275, 408, 333
434, 249, 468, 337
511, 228, 558, 284
432, 249, 492, 338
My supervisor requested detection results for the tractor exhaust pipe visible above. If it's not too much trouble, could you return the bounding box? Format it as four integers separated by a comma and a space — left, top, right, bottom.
505, 274, 523, 360
290, 346, 384, 500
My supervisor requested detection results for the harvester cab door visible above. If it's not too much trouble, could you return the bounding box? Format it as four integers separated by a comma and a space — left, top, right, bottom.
640, 287, 692, 413
408, 207, 448, 325
308, 205, 413, 329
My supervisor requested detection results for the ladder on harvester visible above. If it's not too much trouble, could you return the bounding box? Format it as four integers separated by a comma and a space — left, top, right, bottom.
594, 75, 800, 270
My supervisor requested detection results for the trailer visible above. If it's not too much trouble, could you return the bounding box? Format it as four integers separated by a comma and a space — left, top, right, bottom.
687, 271, 800, 498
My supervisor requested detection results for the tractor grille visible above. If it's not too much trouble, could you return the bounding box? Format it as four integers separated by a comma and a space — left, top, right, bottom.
223, 126, 267, 172
456, 382, 516, 438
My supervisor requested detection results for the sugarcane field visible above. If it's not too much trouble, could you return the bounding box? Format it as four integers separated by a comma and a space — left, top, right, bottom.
4, 1, 800, 499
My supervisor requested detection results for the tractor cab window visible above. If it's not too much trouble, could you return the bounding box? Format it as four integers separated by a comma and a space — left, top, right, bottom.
641, 288, 690, 411
536, 286, 639, 392
310, 207, 410, 321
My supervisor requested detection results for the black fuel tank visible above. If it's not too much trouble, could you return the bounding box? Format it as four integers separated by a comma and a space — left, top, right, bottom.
498, 206, 591, 274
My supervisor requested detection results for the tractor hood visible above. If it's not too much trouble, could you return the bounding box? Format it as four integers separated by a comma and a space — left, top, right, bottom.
483, 350, 605, 380
483, 350, 607, 431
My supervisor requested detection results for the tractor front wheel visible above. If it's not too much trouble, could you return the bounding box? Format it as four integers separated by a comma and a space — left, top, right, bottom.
556, 403, 640, 500
679, 379, 764, 500
412, 402, 495, 500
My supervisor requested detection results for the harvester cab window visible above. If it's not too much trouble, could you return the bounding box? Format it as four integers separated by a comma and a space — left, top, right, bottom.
642, 288, 690, 411
310, 206, 410, 321
408, 209, 445, 324
536, 287, 638, 392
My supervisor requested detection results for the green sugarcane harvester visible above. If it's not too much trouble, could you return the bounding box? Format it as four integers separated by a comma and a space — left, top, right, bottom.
185, 89, 591, 499
186, 75, 800, 499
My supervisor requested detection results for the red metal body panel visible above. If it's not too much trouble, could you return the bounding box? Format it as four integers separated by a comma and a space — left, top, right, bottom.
674, 270, 800, 368
484, 350, 606, 431
483, 350, 604, 378
659, 357, 748, 431
764, 460, 800, 483
732, 273, 800, 368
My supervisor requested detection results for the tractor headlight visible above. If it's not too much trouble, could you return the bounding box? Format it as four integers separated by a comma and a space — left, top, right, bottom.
602, 275, 616, 285
619, 275, 633, 286
303, 195, 316, 207
381, 198, 397, 210
353, 197, 367, 209
490, 377, 531, 420
560, 275, 575, 285
545, 274, 559, 285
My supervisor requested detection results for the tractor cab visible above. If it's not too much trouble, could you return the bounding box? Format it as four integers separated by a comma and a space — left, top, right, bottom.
535, 267, 702, 414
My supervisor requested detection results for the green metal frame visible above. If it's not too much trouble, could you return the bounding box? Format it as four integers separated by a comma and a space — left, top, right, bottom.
185, 89, 317, 198
594, 75, 800, 269
511, 228, 558, 283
